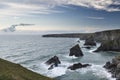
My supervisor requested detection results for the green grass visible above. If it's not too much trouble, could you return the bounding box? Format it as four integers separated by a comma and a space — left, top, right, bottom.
0, 58, 53, 80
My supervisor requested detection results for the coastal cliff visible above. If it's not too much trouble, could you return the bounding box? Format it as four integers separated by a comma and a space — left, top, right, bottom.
43, 29, 120, 52
43, 29, 120, 42
93, 29, 120, 42
0, 58, 53, 80
95, 37, 120, 52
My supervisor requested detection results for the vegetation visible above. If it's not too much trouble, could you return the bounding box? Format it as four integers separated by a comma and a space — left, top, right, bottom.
0, 58, 53, 80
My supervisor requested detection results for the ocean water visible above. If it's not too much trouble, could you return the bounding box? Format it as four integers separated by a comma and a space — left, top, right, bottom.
0, 35, 120, 80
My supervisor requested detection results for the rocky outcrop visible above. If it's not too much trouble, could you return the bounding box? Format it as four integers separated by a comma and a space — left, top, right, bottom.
68, 63, 91, 70
95, 37, 120, 52
84, 36, 96, 46
45, 56, 61, 70
104, 56, 120, 80
69, 44, 83, 57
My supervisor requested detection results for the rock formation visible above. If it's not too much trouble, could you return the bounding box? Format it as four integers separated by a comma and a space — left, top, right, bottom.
69, 44, 83, 57
95, 37, 120, 52
68, 63, 91, 70
104, 56, 120, 80
45, 56, 61, 70
84, 36, 96, 46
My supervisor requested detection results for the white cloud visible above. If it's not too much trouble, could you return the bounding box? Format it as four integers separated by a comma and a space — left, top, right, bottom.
0, 0, 120, 18
66, 0, 120, 12
87, 17, 104, 20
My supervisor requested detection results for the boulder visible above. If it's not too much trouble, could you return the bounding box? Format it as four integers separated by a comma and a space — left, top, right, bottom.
45, 56, 61, 70
69, 44, 83, 57
68, 63, 91, 70
84, 36, 96, 46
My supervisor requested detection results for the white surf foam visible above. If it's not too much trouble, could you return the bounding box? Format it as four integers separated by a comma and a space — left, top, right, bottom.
38, 62, 72, 78
74, 64, 115, 80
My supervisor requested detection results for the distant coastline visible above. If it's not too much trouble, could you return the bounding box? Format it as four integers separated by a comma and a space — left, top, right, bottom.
42, 29, 120, 41
43, 29, 120, 52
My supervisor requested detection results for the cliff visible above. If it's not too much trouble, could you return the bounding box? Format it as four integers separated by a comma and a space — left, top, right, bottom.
0, 58, 53, 80
93, 29, 120, 42
43, 29, 120, 42
42, 33, 92, 40
95, 37, 120, 52
43, 29, 120, 52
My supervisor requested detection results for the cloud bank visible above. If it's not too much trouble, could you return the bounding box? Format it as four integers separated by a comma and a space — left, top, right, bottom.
0, 0, 120, 17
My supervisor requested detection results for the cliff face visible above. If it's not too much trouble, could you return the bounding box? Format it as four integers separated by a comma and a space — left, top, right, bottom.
95, 37, 120, 52
43, 29, 120, 52
94, 30, 120, 52
43, 29, 120, 42
93, 29, 120, 42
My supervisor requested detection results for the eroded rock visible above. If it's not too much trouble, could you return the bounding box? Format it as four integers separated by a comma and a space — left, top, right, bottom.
69, 44, 83, 57
45, 56, 61, 70
68, 63, 91, 70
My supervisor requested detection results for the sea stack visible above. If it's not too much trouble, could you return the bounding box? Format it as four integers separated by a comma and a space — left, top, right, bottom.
45, 56, 61, 70
84, 36, 96, 46
69, 44, 83, 57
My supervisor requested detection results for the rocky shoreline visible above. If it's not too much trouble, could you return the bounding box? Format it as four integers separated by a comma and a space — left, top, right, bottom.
104, 56, 120, 80
43, 29, 120, 80
43, 29, 120, 52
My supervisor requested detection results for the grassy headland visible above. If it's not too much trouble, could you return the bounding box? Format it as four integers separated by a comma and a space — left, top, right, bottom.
0, 58, 53, 80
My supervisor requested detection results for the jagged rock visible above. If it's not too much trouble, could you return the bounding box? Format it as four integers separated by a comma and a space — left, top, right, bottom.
103, 61, 111, 69
84, 36, 96, 46
69, 44, 83, 57
45, 56, 61, 70
104, 56, 120, 80
68, 63, 91, 70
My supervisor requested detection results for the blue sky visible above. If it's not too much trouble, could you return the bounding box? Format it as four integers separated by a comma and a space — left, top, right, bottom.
0, 0, 120, 32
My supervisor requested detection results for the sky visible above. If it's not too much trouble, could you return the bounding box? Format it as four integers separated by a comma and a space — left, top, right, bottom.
0, 0, 120, 33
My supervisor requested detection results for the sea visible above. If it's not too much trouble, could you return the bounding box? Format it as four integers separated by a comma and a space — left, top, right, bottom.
0, 34, 119, 80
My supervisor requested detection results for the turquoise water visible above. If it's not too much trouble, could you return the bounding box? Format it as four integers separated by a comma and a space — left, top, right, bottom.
0, 35, 119, 80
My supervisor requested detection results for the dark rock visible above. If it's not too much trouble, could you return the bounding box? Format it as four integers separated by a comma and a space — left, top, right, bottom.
45, 56, 61, 70
103, 61, 111, 69
48, 64, 54, 70
68, 63, 91, 70
104, 56, 120, 80
69, 44, 83, 57
82, 46, 91, 49
77, 40, 80, 43
84, 36, 96, 46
